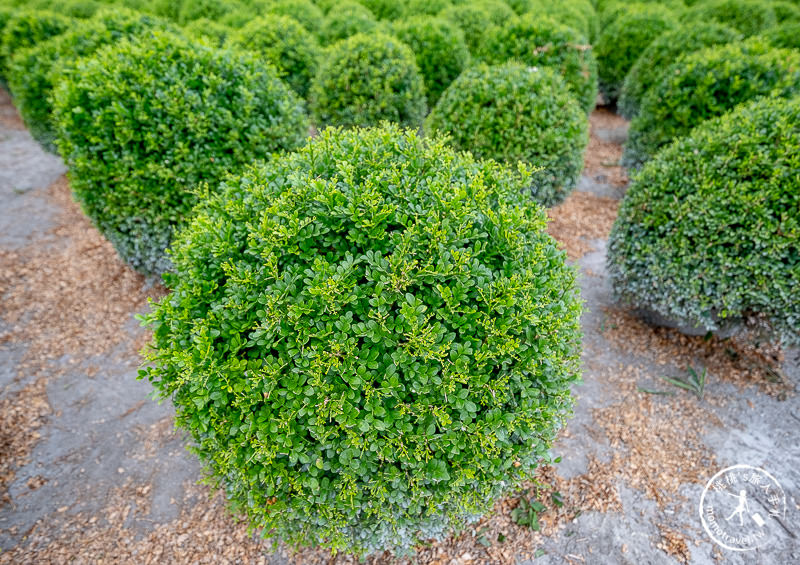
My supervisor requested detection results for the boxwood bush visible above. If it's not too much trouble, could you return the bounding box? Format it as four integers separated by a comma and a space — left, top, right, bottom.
521, 0, 596, 40
761, 21, 800, 49
608, 95, 800, 345
229, 15, 320, 99
772, 1, 800, 22
623, 40, 800, 166
617, 22, 741, 119
680, 0, 777, 36
51, 31, 308, 274
140, 123, 582, 556
319, 1, 380, 44
404, 0, 453, 17
183, 18, 232, 47
440, 2, 514, 54
310, 32, 426, 128
597, 0, 683, 30
353, 0, 404, 20
7, 8, 167, 149
266, 0, 324, 33
479, 14, 598, 113
392, 16, 469, 106
594, 4, 677, 101
0, 9, 71, 80
426, 63, 588, 206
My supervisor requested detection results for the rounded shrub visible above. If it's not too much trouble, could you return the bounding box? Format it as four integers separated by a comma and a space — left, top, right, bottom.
51, 31, 308, 274
426, 63, 588, 206
680, 0, 777, 37
183, 18, 232, 47
141, 123, 582, 556
761, 21, 800, 49
404, 0, 453, 16
0, 9, 71, 79
440, 2, 514, 54
617, 22, 741, 119
358, 0, 406, 20
772, 1, 800, 22
310, 32, 426, 128
623, 40, 800, 166
522, 0, 596, 40
392, 16, 469, 107
594, 4, 677, 101
266, 0, 324, 33
319, 1, 380, 44
229, 15, 320, 99
7, 8, 168, 148
597, 0, 684, 30
608, 95, 800, 345
479, 14, 598, 113
24, 0, 103, 19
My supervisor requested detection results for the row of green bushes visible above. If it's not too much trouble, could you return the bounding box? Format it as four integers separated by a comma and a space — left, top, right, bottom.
0, 1, 588, 556
595, 0, 800, 346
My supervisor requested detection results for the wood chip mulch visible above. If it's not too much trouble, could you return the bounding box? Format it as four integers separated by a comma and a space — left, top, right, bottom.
582, 108, 629, 188
547, 191, 619, 260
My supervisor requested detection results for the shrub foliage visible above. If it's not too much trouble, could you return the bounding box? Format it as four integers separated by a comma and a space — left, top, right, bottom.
52, 31, 308, 274
680, 0, 777, 37
310, 32, 426, 128
426, 62, 588, 206
623, 40, 800, 165
608, 95, 800, 345
480, 14, 598, 113
141, 124, 582, 555
0, 9, 71, 79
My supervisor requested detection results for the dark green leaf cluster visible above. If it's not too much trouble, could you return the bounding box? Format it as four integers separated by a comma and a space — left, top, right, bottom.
392, 16, 469, 107
6, 7, 169, 149
141, 124, 582, 555
596, 0, 683, 31
319, 1, 381, 44
680, 0, 777, 37
594, 4, 677, 101
439, 1, 514, 54
426, 63, 588, 206
617, 22, 741, 119
0, 9, 71, 80
761, 21, 800, 49
265, 0, 324, 33
623, 40, 800, 166
357, 0, 406, 20
51, 31, 308, 274
479, 14, 598, 113
229, 15, 320, 99
310, 32, 426, 128
608, 95, 800, 346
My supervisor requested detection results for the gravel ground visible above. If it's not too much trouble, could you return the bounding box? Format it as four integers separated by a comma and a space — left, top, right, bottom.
0, 89, 797, 564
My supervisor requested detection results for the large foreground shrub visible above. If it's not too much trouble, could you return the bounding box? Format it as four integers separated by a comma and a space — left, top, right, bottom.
310, 33, 425, 128
608, 96, 800, 345
392, 16, 469, 106
426, 63, 588, 206
480, 14, 598, 113
229, 15, 320, 99
623, 40, 800, 165
141, 124, 582, 555
594, 4, 677, 101
617, 22, 741, 119
52, 32, 308, 274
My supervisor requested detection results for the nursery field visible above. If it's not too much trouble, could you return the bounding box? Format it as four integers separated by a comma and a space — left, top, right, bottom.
1, 92, 797, 564
1, 0, 800, 563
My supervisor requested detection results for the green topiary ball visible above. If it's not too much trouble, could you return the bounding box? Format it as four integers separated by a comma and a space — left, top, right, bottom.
392, 16, 469, 107
440, 1, 514, 54
761, 21, 800, 49
623, 40, 800, 166
7, 8, 169, 149
680, 0, 777, 36
358, 0, 406, 20
183, 18, 232, 47
479, 14, 598, 113
310, 32, 426, 128
404, 0, 453, 17
266, 0, 324, 33
608, 95, 800, 345
141, 123, 582, 556
229, 15, 320, 99
426, 63, 588, 206
594, 4, 677, 101
521, 0, 597, 40
0, 9, 72, 80
319, 1, 380, 44
51, 31, 308, 274
617, 22, 741, 119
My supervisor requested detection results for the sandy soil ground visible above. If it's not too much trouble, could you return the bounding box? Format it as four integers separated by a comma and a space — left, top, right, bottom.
0, 89, 798, 564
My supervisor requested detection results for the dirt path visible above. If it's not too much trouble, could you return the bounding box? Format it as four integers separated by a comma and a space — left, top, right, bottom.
0, 91, 797, 564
